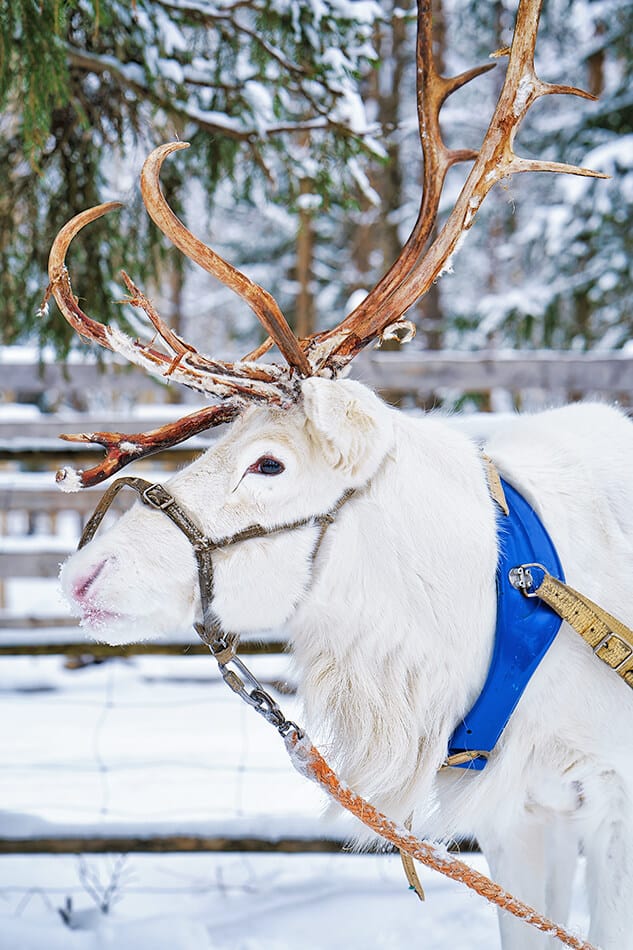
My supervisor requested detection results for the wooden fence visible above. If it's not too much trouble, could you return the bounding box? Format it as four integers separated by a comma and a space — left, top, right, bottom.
1, 358, 169, 403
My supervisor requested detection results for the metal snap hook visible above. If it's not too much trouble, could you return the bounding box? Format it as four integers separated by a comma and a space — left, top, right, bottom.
508, 562, 547, 597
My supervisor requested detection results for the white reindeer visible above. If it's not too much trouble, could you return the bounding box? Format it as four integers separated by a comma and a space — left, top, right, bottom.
61, 382, 633, 950
47, 2, 630, 946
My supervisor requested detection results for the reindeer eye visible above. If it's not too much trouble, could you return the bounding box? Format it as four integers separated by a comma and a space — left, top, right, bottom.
249, 456, 285, 476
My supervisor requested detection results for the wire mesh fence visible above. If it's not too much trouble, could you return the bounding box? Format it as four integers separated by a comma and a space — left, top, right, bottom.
0, 651, 353, 854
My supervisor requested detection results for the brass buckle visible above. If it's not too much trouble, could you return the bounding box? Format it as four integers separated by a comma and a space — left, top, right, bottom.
593, 632, 633, 670
142, 483, 175, 510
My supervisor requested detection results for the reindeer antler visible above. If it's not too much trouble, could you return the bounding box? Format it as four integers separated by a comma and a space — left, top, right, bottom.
305, 3, 495, 364
309, 0, 607, 374
141, 142, 312, 378
47, 188, 305, 488
47, 203, 297, 402
56, 403, 239, 490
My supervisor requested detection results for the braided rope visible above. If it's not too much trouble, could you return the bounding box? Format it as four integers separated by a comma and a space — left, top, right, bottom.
286, 734, 596, 950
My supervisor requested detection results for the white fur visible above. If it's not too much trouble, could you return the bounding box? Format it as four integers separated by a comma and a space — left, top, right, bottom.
60, 379, 633, 949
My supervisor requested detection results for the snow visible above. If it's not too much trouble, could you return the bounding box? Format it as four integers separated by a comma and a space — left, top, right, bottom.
347, 156, 381, 205
56, 467, 85, 493
513, 74, 534, 117
562, 133, 633, 203
0, 852, 510, 950
296, 193, 323, 212
0, 404, 42, 420
0, 345, 101, 366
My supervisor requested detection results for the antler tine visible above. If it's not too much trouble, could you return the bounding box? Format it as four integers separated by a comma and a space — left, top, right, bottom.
49, 197, 307, 486
56, 403, 240, 490
140, 142, 312, 378
47, 202, 125, 349
312, 0, 607, 374
306, 3, 495, 370
48, 205, 291, 487
47, 200, 299, 406
310, 6, 494, 357
46, 201, 209, 373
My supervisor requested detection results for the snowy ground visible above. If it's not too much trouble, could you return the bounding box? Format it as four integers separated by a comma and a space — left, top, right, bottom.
0, 851, 507, 950
0, 650, 594, 949
0, 649, 513, 950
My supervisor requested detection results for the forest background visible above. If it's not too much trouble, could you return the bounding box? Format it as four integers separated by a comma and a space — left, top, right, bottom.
0, 0, 631, 365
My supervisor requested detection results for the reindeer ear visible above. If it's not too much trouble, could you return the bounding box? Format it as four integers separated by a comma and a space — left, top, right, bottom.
301, 377, 394, 483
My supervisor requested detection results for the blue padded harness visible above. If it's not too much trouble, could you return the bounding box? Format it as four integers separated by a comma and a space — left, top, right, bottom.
446, 477, 565, 771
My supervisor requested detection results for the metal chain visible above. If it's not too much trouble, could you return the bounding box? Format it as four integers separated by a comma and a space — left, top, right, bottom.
208, 635, 303, 739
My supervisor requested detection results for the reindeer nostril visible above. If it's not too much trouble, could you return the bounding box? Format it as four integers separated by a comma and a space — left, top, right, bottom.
73, 559, 108, 602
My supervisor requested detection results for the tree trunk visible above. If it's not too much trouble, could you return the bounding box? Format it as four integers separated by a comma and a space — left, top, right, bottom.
296, 178, 316, 339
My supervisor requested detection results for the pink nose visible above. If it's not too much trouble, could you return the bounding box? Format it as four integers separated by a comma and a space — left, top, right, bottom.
72, 559, 109, 605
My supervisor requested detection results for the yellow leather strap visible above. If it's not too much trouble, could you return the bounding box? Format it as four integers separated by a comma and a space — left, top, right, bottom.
482, 453, 509, 516
532, 573, 633, 689
399, 815, 425, 901
480, 453, 633, 687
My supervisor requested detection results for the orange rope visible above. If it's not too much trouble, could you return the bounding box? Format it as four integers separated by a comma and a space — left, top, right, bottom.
286, 733, 596, 950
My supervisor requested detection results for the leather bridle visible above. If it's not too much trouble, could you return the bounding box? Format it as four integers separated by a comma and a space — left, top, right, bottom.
79, 475, 356, 650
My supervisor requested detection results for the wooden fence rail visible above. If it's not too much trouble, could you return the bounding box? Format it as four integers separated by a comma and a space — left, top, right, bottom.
0, 639, 287, 656
5, 350, 633, 405
353, 350, 633, 397
0, 836, 346, 855
1, 359, 169, 400
0, 547, 72, 580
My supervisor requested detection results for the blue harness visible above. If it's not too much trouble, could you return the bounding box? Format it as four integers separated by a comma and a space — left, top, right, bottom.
446, 477, 565, 771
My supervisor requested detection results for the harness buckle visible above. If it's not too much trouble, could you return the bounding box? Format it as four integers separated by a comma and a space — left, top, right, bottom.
592, 632, 633, 669
142, 483, 176, 511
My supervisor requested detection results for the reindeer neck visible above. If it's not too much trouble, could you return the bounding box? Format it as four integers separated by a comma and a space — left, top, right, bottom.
287, 419, 499, 811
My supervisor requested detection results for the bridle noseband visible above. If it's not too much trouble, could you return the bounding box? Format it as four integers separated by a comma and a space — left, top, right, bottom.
79, 475, 356, 647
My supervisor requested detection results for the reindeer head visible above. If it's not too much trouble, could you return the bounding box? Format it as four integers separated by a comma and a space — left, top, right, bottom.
50, 0, 603, 643
60, 377, 395, 642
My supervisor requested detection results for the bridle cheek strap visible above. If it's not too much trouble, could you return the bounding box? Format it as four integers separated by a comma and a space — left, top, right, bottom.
78, 475, 356, 645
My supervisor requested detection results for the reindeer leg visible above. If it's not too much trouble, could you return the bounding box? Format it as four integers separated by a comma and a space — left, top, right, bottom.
583, 783, 633, 950
478, 819, 558, 950
544, 817, 578, 939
